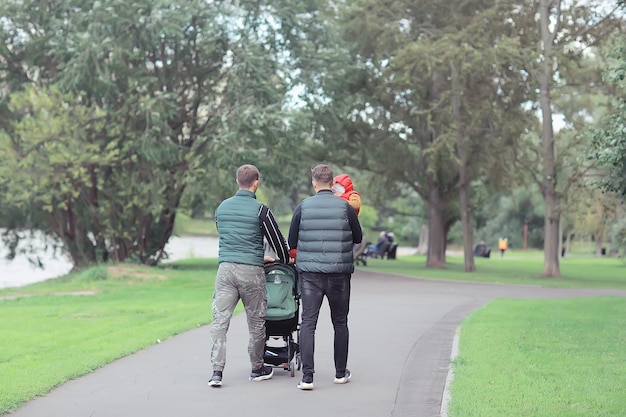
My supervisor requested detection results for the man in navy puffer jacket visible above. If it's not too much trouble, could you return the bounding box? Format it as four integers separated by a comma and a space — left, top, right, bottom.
288, 164, 362, 390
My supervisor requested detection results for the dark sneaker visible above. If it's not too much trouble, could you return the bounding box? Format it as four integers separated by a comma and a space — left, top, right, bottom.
208, 371, 223, 387
249, 365, 274, 382
297, 373, 314, 390
334, 369, 351, 384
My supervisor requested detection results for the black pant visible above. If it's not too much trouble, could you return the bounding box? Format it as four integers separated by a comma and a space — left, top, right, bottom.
299, 272, 351, 378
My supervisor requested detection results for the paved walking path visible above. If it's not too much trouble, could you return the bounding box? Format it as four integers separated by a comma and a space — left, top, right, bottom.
9, 270, 626, 417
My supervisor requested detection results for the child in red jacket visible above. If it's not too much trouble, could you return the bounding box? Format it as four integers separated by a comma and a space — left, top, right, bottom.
332, 174, 361, 215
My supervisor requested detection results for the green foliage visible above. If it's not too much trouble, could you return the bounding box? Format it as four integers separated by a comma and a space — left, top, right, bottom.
588, 35, 626, 198
357, 205, 379, 234
0, 0, 624, 274
313, 0, 539, 265
608, 215, 626, 257
477, 188, 546, 249
0, 0, 326, 267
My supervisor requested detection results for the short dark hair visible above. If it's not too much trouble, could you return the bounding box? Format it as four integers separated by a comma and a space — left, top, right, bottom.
311, 164, 333, 186
236, 164, 260, 188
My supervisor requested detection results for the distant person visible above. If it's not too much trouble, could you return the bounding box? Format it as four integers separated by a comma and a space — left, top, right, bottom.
367, 232, 384, 255
288, 164, 362, 390
498, 237, 508, 257
375, 231, 388, 249
370, 231, 391, 258
473, 240, 491, 258
385, 232, 398, 259
209, 164, 290, 388
332, 174, 362, 215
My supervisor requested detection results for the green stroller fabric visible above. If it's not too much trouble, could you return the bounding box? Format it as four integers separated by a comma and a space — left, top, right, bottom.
265, 263, 298, 321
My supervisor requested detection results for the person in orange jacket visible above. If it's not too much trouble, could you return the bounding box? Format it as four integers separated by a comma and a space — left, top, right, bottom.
498, 237, 508, 257
332, 174, 361, 215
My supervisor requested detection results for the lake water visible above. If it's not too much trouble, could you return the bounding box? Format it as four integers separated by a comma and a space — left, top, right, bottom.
0, 236, 220, 290
0, 235, 417, 290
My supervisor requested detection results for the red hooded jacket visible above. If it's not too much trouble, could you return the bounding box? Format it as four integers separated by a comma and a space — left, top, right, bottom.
332, 174, 362, 215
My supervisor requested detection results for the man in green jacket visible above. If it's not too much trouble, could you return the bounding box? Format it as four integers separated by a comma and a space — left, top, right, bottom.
209, 164, 290, 387
288, 164, 362, 390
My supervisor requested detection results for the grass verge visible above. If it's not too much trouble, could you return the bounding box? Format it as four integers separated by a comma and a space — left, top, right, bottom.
361, 252, 626, 289
449, 297, 626, 416
172, 213, 218, 236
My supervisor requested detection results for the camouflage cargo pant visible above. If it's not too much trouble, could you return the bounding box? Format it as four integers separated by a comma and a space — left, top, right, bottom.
210, 262, 267, 371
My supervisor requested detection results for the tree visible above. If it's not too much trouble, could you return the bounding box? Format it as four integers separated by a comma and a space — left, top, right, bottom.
518, 0, 623, 276
0, 0, 317, 268
586, 7, 626, 255
316, 0, 532, 269
589, 32, 626, 199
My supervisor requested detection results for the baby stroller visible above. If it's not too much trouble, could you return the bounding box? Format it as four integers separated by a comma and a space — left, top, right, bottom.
263, 262, 301, 376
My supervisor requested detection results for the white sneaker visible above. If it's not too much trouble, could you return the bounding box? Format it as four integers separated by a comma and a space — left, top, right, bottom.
297, 374, 314, 390
334, 369, 351, 384
208, 371, 223, 387
249, 365, 274, 382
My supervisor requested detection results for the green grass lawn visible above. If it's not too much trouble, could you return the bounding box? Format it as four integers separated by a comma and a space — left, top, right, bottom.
363, 252, 626, 289
172, 213, 291, 238
449, 297, 626, 417
172, 213, 218, 236
1, 253, 626, 415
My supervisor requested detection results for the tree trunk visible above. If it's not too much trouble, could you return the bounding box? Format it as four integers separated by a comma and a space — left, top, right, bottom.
426, 188, 446, 268
593, 224, 605, 257
558, 217, 564, 258
459, 175, 475, 272
543, 199, 560, 276
565, 233, 572, 256
595, 231, 604, 257
53, 201, 98, 269
539, 0, 561, 277
417, 224, 429, 255
452, 60, 475, 272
